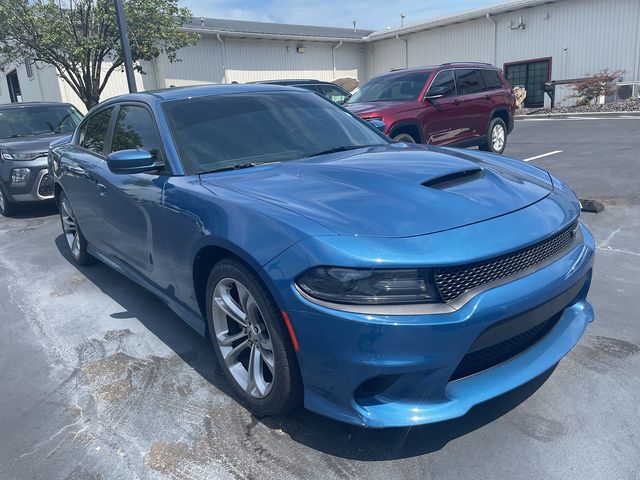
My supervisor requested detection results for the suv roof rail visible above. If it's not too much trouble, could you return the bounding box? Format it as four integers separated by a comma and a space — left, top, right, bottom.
441, 62, 494, 66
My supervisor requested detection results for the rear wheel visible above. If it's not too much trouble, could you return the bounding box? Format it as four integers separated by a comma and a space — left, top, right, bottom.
58, 191, 94, 265
0, 184, 16, 217
392, 133, 417, 143
480, 117, 507, 154
206, 259, 302, 416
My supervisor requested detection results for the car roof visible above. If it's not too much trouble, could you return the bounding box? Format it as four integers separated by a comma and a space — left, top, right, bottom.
96, 83, 307, 107
374, 63, 500, 78
249, 79, 334, 86
0, 101, 76, 110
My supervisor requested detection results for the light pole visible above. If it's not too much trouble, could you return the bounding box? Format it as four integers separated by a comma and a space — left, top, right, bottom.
114, 0, 137, 93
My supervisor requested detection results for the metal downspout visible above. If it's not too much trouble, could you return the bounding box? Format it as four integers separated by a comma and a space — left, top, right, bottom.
216, 33, 227, 84
396, 34, 408, 68
332, 41, 343, 79
486, 13, 497, 66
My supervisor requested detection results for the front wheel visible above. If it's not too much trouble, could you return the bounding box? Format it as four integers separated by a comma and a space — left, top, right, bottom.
0, 184, 16, 217
480, 117, 507, 154
58, 191, 94, 265
206, 259, 302, 416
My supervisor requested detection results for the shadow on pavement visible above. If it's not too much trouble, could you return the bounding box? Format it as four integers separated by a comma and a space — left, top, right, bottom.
3, 202, 58, 220
55, 234, 555, 461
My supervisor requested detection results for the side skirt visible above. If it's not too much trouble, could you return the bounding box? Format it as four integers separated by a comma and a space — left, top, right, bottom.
87, 244, 207, 336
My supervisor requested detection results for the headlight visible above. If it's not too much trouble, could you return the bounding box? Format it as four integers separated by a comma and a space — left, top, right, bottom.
296, 267, 441, 305
1, 150, 45, 161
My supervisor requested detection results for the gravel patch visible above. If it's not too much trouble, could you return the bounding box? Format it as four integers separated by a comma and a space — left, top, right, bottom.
518, 98, 640, 116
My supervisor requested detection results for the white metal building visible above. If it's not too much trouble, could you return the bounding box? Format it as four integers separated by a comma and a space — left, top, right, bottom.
1, 0, 639, 110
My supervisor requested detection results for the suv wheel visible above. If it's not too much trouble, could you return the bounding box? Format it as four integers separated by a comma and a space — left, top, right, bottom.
59, 192, 94, 265
393, 133, 417, 143
0, 184, 16, 217
480, 117, 507, 154
206, 259, 302, 416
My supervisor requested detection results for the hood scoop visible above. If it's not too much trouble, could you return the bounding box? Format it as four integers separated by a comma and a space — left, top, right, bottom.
422, 167, 485, 190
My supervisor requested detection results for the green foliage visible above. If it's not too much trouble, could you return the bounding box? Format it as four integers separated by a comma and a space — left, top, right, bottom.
0, 0, 198, 109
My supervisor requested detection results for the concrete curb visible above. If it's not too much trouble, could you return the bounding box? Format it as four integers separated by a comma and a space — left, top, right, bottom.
516, 111, 640, 119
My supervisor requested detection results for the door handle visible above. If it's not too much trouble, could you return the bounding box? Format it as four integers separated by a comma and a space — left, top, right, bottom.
97, 183, 107, 196
68, 163, 86, 175
453, 99, 460, 105
484, 95, 491, 100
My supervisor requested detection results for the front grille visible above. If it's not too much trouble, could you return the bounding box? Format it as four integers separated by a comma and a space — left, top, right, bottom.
435, 220, 579, 303
449, 312, 561, 381
38, 172, 54, 198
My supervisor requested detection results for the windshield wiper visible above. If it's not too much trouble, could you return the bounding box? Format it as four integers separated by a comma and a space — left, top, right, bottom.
304, 145, 380, 158
202, 162, 272, 174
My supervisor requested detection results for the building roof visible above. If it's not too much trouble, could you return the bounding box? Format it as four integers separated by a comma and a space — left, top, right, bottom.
367, 0, 567, 40
181, 0, 568, 43
181, 17, 373, 42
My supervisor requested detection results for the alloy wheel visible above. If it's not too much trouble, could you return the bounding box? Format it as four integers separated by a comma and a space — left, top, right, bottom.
60, 197, 81, 259
211, 277, 275, 399
491, 123, 505, 152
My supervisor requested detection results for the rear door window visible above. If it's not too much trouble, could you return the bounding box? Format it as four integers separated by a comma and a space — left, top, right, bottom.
455, 69, 485, 96
480, 70, 503, 90
316, 84, 349, 103
80, 107, 114, 155
427, 70, 456, 97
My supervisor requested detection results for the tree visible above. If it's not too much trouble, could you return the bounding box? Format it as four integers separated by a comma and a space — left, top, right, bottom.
0, 0, 198, 109
570, 69, 625, 105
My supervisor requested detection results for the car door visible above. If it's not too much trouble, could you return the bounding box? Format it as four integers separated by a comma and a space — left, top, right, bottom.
417, 70, 465, 145
94, 103, 169, 275
63, 106, 116, 246
454, 69, 488, 141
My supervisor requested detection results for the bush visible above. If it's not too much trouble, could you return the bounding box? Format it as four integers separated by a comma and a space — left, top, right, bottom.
570, 69, 625, 104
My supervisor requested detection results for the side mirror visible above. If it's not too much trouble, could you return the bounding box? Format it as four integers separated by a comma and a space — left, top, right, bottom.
107, 149, 161, 174
367, 119, 386, 133
424, 86, 450, 101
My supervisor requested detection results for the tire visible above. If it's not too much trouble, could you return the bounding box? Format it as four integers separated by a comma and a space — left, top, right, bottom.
58, 191, 94, 266
206, 258, 302, 416
0, 184, 16, 217
392, 132, 417, 143
480, 117, 507, 154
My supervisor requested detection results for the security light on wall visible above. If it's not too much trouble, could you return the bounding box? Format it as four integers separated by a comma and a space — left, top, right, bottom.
296, 46, 305, 54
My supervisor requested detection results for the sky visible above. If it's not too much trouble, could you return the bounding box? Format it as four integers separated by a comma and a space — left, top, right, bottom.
178, 0, 505, 30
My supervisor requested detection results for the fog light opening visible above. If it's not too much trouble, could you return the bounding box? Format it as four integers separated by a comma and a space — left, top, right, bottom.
354, 374, 402, 407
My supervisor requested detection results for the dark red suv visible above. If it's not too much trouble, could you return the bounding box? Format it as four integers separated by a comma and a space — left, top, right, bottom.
345, 63, 515, 154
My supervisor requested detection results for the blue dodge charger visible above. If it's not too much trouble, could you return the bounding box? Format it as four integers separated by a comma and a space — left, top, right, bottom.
49, 84, 595, 428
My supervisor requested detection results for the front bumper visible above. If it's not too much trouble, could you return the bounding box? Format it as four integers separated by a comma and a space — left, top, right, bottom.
0, 156, 54, 203
266, 222, 595, 428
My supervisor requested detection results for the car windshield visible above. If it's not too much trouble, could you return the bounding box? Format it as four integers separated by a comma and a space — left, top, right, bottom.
346, 71, 432, 104
0, 105, 82, 139
163, 90, 389, 175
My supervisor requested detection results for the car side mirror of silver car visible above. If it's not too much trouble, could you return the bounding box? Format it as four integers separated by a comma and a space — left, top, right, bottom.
107, 149, 162, 174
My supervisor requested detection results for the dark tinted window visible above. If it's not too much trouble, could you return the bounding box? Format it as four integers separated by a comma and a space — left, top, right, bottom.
111, 106, 162, 160
163, 91, 388, 175
316, 84, 349, 103
81, 107, 113, 154
455, 69, 485, 95
480, 69, 503, 90
347, 71, 432, 103
0, 104, 82, 140
428, 70, 456, 97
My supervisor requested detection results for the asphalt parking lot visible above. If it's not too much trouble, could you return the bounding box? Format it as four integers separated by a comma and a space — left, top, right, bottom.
1, 116, 639, 480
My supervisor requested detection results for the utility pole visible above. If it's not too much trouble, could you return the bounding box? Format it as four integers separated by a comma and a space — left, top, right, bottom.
114, 0, 137, 93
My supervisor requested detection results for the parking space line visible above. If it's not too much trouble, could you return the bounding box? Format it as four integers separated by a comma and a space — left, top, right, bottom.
523, 150, 563, 162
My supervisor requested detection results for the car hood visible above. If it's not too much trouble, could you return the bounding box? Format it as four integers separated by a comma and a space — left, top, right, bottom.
344, 100, 418, 116
0, 133, 70, 156
199, 144, 553, 238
